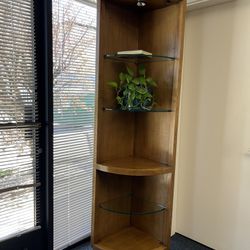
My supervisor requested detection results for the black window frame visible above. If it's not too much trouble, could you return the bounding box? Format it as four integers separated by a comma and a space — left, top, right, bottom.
0, 0, 53, 249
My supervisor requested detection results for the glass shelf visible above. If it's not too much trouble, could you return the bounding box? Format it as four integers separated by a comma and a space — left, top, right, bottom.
103, 107, 174, 112
104, 53, 176, 63
99, 194, 166, 216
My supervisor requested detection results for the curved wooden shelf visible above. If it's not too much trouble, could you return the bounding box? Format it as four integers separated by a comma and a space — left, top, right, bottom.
94, 227, 166, 250
96, 157, 173, 176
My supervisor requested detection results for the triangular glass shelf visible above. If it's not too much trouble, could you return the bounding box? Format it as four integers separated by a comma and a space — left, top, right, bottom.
99, 194, 166, 215
103, 107, 174, 112
104, 53, 176, 63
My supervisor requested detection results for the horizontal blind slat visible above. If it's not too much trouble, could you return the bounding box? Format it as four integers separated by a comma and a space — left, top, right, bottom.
53, 0, 96, 249
0, 0, 39, 241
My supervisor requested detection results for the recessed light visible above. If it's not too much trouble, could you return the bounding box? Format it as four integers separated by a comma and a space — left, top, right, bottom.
137, 0, 146, 7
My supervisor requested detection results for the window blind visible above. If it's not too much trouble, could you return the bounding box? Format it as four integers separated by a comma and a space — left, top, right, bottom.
53, 0, 96, 249
0, 0, 40, 241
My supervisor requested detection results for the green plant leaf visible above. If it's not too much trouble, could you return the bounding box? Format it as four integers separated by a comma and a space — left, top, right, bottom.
136, 94, 142, 100
126, 66, 134, 77
116, 96, 122, 105
132, 77, 140, 85
146, 77, 157, 87
123, 89, 129, 96
144, 92, 152, 98
119, 72, 125, 82
136, 87, 147, 95
127, 93, 132, 107
131, 92, 136, 100
128, 84, 135, 91
107, 81, 118, 89
139, 64, 146, 76
139, 76, 146, 85
125, 74, 132, 83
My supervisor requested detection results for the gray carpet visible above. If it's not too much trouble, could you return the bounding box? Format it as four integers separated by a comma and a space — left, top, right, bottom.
73, 233, 213, 250
170, 234, 213, 250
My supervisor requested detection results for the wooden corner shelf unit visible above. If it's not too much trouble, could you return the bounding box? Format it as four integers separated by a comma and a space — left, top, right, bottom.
92, 0, 186, 249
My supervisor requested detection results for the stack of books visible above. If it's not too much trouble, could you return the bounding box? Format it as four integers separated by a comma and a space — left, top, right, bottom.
116, 50, 152, 56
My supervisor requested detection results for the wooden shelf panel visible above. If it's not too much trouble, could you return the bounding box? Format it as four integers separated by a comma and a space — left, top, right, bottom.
94, 227, 166, 250
96, 157, 173, 176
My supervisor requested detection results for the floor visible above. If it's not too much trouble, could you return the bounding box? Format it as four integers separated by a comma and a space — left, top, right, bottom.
73, 234, 213, 250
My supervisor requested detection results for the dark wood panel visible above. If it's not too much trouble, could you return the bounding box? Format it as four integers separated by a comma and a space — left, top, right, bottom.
134, 5, 182, 164
131, 174, 171, 245
96, 2, 138, 162
92, 172, 132, 243
139, 4, 180, 57
106, 0, 182, 10
134, 112, 172, 164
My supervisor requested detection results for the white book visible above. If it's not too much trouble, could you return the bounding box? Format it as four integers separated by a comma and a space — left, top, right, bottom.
117, 50, 152, 56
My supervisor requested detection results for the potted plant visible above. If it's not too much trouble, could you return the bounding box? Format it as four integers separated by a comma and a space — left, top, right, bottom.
108, 64, 157, 111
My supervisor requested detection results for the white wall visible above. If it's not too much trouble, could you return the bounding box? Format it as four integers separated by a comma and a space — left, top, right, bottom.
174, 1, 250, 249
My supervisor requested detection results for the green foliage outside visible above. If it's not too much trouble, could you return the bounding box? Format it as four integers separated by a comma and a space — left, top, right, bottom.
0, 169, 13, 178
54, 93, 95, 127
